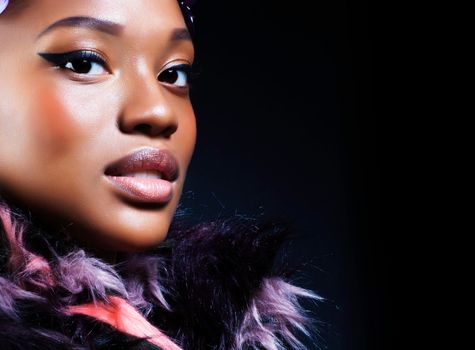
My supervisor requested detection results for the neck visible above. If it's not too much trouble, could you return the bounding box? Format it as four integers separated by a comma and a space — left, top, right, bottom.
87, 246, 118, 265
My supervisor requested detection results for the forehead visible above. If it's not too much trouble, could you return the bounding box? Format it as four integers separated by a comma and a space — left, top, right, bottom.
8, 0, 187, 39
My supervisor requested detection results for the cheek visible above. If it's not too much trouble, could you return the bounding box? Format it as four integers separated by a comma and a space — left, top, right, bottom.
177, 106, 197, 167
32, 84, 79, 155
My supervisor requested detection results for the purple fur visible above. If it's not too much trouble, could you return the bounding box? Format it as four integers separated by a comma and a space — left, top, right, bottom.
236, 278, 322, 350
120, 254, 172, 315
0, 199, 321, 349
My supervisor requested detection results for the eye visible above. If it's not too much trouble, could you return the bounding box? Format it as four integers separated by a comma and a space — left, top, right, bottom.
157, 64, 192, 88
38, 50, 109, 76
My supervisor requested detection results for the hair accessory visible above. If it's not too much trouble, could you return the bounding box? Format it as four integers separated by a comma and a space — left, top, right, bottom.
0, 0, 9, 15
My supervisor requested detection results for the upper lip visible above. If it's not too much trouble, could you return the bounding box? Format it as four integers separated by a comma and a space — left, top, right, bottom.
104, 147, 180, 182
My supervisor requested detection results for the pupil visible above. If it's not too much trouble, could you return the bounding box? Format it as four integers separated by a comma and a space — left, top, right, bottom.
73, 59, 92, 73
160, 69, 178, 83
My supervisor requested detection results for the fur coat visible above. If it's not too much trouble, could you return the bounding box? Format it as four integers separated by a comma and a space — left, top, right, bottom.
0, 201, 320, 349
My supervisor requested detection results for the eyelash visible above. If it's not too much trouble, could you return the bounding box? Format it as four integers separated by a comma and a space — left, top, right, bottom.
157, 64, 192, 89
38, 50, 108, 75
37, 50, 193, 88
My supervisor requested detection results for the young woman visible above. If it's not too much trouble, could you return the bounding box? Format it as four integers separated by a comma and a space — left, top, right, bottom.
0, 1, 320, 349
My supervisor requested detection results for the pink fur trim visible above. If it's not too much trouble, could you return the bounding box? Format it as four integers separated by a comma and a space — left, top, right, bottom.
67, 296, 182, 350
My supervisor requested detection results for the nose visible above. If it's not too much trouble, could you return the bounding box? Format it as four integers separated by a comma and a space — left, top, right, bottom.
118, 76, 178, 138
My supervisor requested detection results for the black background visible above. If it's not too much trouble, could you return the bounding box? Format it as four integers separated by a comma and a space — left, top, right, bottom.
180, 1, 383, 349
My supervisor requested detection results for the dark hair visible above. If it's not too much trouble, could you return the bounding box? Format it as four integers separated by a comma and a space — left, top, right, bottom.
178, 1, 196, 38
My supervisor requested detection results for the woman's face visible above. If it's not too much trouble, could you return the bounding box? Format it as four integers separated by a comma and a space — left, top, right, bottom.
0, 0, 196, 252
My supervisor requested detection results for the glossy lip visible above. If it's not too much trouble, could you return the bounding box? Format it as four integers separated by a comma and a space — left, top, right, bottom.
103, 147, 180, 204
104, 147, 179, 181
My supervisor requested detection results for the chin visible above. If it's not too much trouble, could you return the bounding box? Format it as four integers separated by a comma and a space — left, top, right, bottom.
83, 227, 169, 253
65, 212, 172, 253
119, 227, 169, 252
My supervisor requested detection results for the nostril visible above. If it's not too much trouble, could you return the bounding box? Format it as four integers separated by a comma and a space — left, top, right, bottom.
162, 125, 178, 138
131, 123, 176, 138
133, 123, 153, 135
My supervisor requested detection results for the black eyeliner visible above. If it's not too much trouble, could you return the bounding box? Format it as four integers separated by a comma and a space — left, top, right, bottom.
37, 50, 107, 66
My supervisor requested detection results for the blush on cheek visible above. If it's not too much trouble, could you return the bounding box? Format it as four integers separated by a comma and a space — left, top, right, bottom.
33, 84, 75, 154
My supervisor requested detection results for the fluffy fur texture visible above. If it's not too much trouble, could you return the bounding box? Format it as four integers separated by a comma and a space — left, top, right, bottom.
0, 199, 321, 349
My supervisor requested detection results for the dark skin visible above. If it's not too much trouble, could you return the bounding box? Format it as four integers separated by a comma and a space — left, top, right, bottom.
0, 0, 197, 261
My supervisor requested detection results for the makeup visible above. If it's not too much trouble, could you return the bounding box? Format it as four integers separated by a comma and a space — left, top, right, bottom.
0, 0, 196, 253
33, 81, 74, 154
104, 148, 179, 204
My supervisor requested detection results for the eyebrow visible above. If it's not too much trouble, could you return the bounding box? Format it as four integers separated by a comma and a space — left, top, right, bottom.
36, 16, 123, 39
171, 28, 192, 41
36, 16, 191, 42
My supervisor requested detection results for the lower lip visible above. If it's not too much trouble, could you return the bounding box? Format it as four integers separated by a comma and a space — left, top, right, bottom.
106, 175, 174, 204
